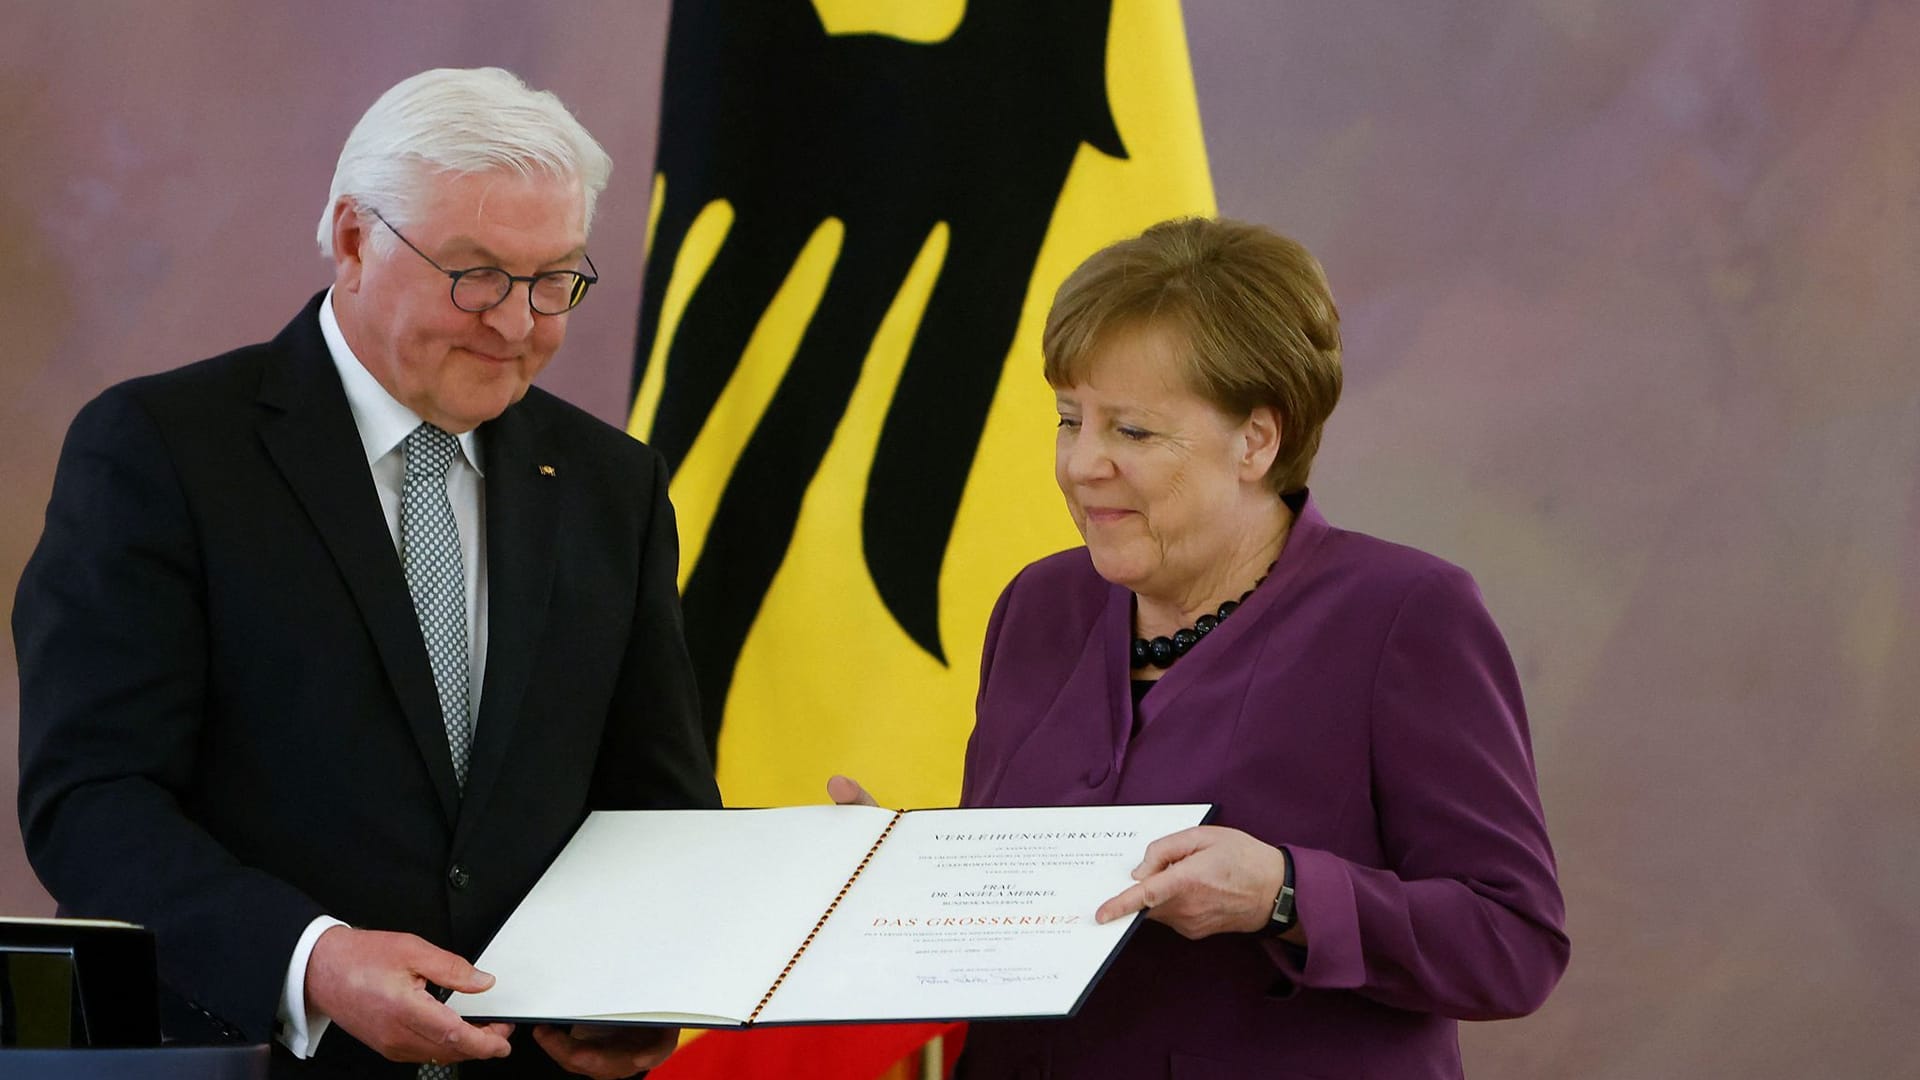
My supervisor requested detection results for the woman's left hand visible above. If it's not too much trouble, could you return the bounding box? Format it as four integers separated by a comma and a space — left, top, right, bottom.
1095, 826, 1290, 940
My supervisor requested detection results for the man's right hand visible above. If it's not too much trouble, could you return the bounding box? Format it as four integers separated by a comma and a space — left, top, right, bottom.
305, 926, 514, 1064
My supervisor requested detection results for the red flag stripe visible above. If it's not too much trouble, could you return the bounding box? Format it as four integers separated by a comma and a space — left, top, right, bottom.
653, 1022, 966, 1080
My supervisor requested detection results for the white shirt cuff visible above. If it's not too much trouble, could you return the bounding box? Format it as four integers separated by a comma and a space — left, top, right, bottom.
277, 915, 349, 1059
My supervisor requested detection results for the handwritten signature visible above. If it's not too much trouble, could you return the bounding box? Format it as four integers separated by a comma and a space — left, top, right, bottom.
915, 972, 1061, 986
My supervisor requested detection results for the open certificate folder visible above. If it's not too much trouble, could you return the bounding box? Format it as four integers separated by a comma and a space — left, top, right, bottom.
448, 802, 1212, 1027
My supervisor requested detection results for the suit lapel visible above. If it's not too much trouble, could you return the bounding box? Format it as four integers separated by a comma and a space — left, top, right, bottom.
1132, 495, 1331, 730
255, 297, 461, 825
455, 401, 560, 846
972, 581, 1130, 806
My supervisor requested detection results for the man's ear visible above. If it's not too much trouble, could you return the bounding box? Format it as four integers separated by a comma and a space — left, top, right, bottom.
1239, 405, 1282, 482
330, 200, 368, 293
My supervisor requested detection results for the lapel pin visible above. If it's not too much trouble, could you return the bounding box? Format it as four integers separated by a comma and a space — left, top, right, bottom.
538, 464, 557, 477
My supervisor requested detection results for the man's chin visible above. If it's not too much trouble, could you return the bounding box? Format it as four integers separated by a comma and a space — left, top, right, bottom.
430, 385, 531, 432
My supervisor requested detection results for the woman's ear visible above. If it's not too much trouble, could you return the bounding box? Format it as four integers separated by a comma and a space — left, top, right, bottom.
1239, 405, 1282, 482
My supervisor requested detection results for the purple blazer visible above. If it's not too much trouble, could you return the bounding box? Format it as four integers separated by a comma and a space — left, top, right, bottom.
958, 496, 1568, 1080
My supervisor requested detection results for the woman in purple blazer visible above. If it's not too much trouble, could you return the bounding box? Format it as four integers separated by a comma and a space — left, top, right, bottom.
839, 218, 1566, 1079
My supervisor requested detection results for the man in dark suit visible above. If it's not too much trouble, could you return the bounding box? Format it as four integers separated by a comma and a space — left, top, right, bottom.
13, 68, 719, 1078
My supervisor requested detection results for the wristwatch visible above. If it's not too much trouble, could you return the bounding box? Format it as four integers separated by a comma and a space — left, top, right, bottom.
1268, 850, 1297, 933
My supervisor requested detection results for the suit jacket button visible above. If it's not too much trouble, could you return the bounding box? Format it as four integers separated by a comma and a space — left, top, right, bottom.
448, 863, 471, 891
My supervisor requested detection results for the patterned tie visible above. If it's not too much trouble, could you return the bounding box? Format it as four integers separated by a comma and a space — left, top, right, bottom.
404, 424, 470, 1080
401, 423, 472, 792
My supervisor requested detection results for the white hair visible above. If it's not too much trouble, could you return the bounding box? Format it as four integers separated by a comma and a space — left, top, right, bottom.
316, 67, 613, 257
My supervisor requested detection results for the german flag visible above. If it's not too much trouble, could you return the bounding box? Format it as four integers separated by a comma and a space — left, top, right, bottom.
633, 2, 1213, 1075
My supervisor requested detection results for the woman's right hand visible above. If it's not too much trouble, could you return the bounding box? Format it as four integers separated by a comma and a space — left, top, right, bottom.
825, 775, 880, 807
1094, 826, 1296, 942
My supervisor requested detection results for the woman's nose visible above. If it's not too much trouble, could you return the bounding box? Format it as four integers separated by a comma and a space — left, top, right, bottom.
1061, 431, 1115, 482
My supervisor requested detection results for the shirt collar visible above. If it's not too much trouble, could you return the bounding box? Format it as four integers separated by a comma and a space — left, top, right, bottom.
320, 287, 484, 474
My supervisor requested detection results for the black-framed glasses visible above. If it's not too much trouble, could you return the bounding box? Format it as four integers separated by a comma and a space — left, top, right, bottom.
371, 209, 598, 316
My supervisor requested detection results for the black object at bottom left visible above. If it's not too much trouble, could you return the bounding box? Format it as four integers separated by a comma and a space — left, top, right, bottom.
0, 917, 159, 1049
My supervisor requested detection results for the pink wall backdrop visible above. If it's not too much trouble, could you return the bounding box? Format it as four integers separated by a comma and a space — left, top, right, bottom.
4, 2, 1916, 1076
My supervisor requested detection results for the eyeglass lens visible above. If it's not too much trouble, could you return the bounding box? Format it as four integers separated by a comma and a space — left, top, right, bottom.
451, 269, 588, 315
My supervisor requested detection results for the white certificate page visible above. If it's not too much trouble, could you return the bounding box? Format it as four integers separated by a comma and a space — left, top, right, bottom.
763, 803, 1210, 1023
449, 806, 895, 1025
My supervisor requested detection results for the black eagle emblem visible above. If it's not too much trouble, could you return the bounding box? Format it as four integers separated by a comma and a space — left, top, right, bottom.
635, 0, 1127, 753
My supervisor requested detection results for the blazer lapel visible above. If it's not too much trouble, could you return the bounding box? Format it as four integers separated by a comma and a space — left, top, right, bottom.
1132, 493, 1332, 731
254, 297, 461, 825
972, 581, 1131, 806
454, 401, 560, 846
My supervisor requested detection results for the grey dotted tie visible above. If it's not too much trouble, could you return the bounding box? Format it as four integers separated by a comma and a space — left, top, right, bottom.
404, 425, 469, 1080
402, 423, 472, 792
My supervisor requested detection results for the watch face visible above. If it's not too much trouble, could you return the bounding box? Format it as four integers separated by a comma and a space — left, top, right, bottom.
1271, 885, 1295, 926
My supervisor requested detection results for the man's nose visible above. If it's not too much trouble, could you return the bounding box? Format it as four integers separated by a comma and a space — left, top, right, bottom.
482, 286, 537, 340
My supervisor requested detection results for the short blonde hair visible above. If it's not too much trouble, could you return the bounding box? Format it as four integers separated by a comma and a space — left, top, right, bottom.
1042, 217, 1343, 494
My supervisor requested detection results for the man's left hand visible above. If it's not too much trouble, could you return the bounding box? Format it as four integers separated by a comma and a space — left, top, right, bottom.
531, 1023, 680, 1078
1094, 826, 1289, 940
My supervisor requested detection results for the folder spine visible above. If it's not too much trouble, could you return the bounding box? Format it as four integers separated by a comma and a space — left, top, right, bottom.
746, 808, 907, 1025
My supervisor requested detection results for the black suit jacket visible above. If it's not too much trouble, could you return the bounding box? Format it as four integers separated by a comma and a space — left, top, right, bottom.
15, 294, 721, 1076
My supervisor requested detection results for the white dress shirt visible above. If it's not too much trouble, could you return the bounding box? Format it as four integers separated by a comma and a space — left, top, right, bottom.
276, 289, 492, 1057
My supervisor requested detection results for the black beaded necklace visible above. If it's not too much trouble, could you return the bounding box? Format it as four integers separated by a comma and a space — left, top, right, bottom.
1130, 566, 1272, 670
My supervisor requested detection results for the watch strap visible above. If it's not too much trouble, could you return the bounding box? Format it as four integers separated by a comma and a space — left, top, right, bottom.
1269, 848, 1297, 932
